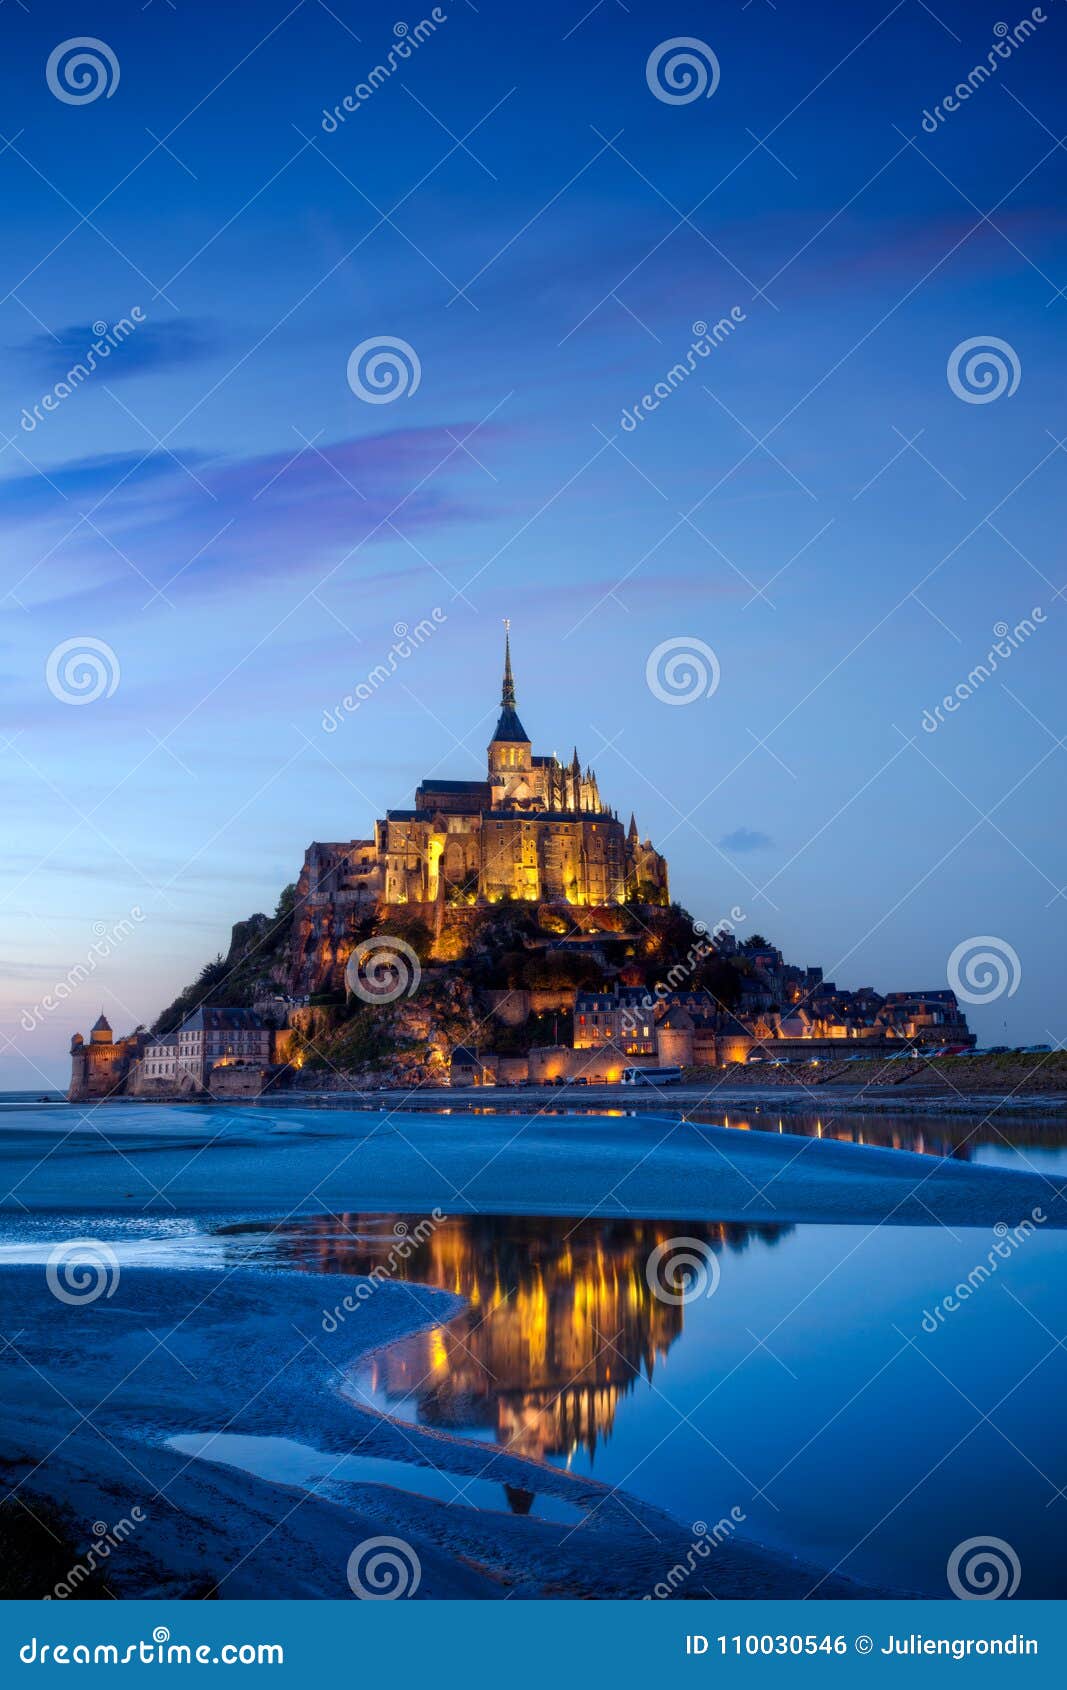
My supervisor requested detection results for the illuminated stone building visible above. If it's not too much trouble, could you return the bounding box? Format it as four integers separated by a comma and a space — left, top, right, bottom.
297, 626, 669, 923
72, 1007, 275, 1099
173, 1006, 271, 1088
68, 1012, 141, 1100
573, 988, 656, 1057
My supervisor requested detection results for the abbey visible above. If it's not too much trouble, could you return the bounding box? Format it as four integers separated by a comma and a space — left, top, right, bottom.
300, 626, 669, 915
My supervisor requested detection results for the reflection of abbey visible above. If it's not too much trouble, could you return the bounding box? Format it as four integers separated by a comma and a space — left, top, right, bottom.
301, 626, 669, 914
329, 1213, 766, 1464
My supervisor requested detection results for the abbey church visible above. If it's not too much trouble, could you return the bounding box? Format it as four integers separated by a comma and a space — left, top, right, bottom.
299, 627, 670, 916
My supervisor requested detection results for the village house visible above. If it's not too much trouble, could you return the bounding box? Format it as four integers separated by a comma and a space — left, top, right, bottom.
174, 1007, 272, 1088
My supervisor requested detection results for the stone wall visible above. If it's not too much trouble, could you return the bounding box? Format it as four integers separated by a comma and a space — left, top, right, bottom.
208, 1065, 269, 1098
526, 1041, 631, 1083
127, 1064, 200, 1099
481, 986, 575, 1027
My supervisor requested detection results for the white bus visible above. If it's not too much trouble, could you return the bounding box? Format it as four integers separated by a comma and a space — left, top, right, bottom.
621, 1066, 684, 1086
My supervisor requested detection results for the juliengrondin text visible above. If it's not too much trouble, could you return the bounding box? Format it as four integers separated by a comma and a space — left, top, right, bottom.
685, 1633, 1039, 1659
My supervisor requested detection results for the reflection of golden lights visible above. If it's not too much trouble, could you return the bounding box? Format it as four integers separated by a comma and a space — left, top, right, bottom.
374, 1221, 697, 1460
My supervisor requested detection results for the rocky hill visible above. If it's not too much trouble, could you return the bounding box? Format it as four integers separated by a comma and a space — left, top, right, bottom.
151, 891, 735, 1083
151, 885, 297, 1035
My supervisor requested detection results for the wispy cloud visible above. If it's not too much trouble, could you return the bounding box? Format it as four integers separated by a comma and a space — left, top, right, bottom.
11, 317, 219, 384
719, 826, 774, 853
1, 423, 506, 602
0, 449, 205, 524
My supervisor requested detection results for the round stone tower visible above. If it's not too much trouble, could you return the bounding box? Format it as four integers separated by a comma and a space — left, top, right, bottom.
655, 1008, 694, 1067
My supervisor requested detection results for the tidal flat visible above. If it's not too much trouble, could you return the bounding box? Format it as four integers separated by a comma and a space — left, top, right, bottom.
0, 1101, 1064, 1598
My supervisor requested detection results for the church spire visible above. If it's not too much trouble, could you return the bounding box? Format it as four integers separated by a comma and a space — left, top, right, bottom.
488, 619, 529, 748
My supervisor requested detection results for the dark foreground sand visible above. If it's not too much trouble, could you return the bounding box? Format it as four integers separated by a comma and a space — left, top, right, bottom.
0, 1265, 875, 1600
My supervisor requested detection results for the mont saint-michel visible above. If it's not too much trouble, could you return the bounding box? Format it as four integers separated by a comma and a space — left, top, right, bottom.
303, 622, 669, 916
5, 0, 1063, 1627
69, 630, 978, 1103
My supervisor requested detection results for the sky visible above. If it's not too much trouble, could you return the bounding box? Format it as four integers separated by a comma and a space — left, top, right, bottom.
1, 0, 1065, 1087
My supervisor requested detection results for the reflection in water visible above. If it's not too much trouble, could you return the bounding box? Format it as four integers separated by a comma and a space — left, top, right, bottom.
256, 1094, 1067, 1157
690, 1114, 978, 1160
227, 1212, 789, 1464
213, 1188, 1067, 1593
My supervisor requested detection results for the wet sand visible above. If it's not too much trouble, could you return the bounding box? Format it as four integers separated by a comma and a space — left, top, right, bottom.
0, 1263, 875, 1600
1, 1104, 1062, 1226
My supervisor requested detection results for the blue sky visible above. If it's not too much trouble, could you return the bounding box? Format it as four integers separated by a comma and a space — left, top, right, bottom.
1, 0, 1065, 1085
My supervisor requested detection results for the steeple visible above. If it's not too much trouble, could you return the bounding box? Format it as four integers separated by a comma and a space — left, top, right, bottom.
488, 619, 529, 747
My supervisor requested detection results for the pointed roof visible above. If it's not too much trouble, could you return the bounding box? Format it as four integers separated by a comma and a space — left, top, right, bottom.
179, 1007, 265, 1033
91, 1011, 111, 1033
490, 619, 529, 743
